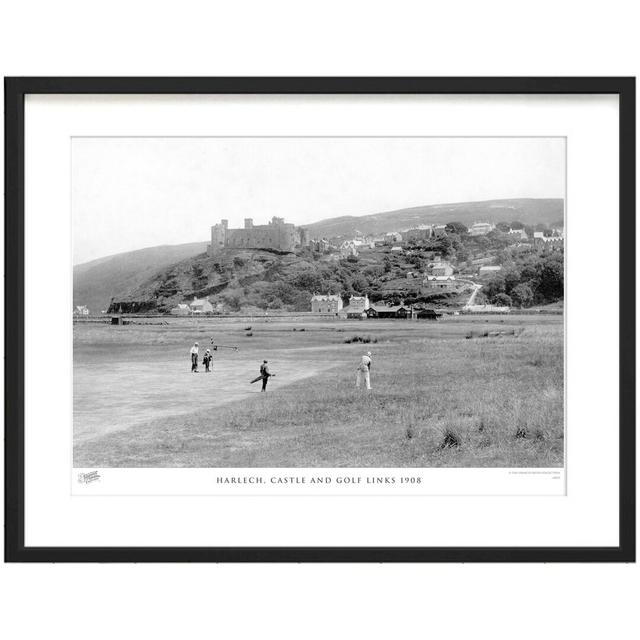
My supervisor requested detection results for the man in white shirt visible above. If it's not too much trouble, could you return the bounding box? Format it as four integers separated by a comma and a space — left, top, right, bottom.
190, 342, 199, 373
356, 351, 372, 390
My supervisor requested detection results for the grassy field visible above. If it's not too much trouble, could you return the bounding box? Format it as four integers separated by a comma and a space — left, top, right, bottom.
73, 315, 564, 468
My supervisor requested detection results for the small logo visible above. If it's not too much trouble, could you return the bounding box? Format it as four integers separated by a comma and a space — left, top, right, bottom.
78, 470, 101, 484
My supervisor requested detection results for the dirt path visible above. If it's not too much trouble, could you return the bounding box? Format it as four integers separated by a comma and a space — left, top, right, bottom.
463, 282, 482, 308
74, 354, 337, 442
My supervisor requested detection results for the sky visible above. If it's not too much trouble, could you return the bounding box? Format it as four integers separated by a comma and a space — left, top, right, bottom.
72, 137, 565, 264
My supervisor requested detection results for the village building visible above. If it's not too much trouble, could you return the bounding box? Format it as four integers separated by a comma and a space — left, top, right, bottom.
190, 297, 214, 314
384, 231, 403, 245
508, 228, 528, 240
423, 275, 458, 289
170, 303, 191, 316
340, 240, 358, 258
208, 217, 308, 256
338, 295, 370, 319
311, 294, 343, 315
390, 245, 404, 254
533, 232, 564, 248
366, 303, 412, 319
469, 222, 494, 236
432, 224, 448, 238
414, 308, 441, 320
430, 261, 454, 276
478, 265, 503, 277
309, 238, 333, 253
74, 305, 90, 316
464, 304, 510, 314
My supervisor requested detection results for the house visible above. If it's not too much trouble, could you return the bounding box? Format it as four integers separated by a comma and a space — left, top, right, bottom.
415, 308, 440, 320
310, 238, 333, 253
74, 305, 90, 316
348, 295, 370, 313
384, 232, 403, 245
340, 240, 358, 258
430, 261, 454, 276
464, 304, 510, 314
478, 265, 502, 278
190, 297, 214, 314
423, 275, 458, 289
433, 224, 448, 236
170, 303, 191, 316
469, 222, 494, 236
338, 295, 370, 319
508, 228, 528, 240
311, 294, 343, 315
390, 246, 403, 254
534, 232, 564, 248
366, 303, 412, 319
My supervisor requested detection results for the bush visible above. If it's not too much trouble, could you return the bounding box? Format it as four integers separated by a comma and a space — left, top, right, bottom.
343, 335, 378, 344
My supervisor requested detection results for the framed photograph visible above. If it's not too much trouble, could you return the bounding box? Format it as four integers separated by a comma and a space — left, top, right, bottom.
4, 77, 635, 562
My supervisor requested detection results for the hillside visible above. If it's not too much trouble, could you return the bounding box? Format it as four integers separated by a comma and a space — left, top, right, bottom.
73, 242, 208, 313
75, 197, 564, 313
303, 198, 564, 239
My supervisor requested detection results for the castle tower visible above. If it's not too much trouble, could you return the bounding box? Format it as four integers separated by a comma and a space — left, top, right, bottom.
208, 219, 228, 256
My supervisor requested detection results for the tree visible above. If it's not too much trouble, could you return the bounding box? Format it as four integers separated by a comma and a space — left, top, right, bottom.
502, 267, 522, 294
495, 221, 512, 232
482, 274, 506, 299
511, 283, 534, 307
493, 293, 512, 307
445, 221, 468, 235
510, 220, 525, 230
536, 255, 564, 301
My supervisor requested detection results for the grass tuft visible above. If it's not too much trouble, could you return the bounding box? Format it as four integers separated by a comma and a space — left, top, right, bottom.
344, 335, 378, 344
440, 428, 462, 449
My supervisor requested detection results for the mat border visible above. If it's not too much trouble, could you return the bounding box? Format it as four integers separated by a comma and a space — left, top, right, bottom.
4, 77, 635, 562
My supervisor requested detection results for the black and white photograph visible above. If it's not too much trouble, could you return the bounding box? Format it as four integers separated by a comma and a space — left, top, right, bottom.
72, 136, 565, 470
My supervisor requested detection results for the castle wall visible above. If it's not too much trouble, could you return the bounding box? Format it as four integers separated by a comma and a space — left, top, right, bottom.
208, 217, 305, 255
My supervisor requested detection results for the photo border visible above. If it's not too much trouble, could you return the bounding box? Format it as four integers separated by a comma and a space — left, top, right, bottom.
4, 77, 635, 562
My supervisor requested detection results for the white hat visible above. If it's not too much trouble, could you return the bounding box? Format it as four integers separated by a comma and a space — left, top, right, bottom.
367, 351, 372, 356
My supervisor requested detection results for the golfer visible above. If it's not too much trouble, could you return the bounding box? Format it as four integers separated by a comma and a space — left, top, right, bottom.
356, 351, 372, 390
190, 342, 199, 373
259, 360, 271, 392
203, 349, 212, 373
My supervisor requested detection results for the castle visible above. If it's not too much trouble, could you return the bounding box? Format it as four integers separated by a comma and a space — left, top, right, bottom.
207, 217, 308, 256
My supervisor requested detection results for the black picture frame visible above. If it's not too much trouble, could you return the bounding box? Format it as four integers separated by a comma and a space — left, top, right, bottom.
4, 77, 635, 563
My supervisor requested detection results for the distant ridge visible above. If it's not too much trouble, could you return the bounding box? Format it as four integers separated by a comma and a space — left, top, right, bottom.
303, 198, 564, 239
74, 242, 208, 313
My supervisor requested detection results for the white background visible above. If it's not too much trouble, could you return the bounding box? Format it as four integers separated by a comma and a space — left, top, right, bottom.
1, 1, 638, 639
